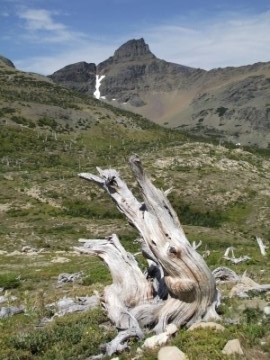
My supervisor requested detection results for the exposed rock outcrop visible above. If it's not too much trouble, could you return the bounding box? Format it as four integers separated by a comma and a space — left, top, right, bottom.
49, 61, 96, 94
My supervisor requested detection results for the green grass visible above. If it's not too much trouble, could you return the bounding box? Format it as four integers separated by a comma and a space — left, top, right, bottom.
0, 273, 21, 290
2, 309, 114, 360
168, 197, 226, 228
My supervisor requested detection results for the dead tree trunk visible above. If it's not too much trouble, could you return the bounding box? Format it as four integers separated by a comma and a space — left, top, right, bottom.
76, 155, 219, 354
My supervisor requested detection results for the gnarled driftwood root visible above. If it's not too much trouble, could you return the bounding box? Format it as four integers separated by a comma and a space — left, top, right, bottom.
76, 155, 220, 354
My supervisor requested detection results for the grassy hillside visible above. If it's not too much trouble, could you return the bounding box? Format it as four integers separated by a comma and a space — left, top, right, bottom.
0, 60, 270, 359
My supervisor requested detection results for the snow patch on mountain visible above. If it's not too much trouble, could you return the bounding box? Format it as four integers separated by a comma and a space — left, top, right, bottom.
94, 75, 105, 99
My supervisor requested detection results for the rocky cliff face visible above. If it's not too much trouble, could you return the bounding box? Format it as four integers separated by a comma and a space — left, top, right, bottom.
49, 38, 270, 147
49, 61, 96, 94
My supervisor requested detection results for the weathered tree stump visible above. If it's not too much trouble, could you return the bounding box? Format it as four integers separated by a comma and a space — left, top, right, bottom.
75, 155, 220, 355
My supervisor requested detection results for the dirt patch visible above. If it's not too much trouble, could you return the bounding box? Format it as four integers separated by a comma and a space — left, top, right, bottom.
0, 204, 11, 212
25, 187, 62, 208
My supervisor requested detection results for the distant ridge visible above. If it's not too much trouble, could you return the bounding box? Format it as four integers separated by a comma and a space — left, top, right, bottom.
48, 38, 270, 147
0, 55, 15, 68
0, 38, 265, 147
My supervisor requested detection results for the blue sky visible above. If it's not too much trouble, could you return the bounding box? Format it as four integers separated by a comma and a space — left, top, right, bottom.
1, 0, 270, 74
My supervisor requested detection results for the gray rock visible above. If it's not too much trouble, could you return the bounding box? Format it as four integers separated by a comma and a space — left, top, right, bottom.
48, 295, 100, 316
142, 322, 179, 349
222, 339, 244, 355
21, 245, 37, 253
158, 346, 188, 360
188, 322, 225, 332
142, 332, 169, 349
57, 272, 83, 284
0, 305, 24, 318
263, 306, 270, 315
165, 323, 178, 335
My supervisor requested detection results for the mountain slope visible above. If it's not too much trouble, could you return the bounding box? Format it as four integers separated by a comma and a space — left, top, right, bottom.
0, 54, 163, 135
50, 38, 270, 147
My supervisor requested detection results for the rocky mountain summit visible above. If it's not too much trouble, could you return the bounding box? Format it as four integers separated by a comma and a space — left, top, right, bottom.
50, 38, 200, 107
49, 38, 270, 147
96, 38, 201, 106
103, 37, 156, 62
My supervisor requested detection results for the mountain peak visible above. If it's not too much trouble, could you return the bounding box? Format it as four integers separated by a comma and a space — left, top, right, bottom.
113, 38, 155, 61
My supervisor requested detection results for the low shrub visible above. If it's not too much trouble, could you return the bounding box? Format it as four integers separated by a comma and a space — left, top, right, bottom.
0, 273, 20, 289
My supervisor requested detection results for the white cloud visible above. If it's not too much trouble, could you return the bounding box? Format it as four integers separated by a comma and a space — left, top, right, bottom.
145, 10, 270, 69
15, 9, 270, 74
17, 8, 87, 44
19, 9, 65, 31
15, 42, 117, 75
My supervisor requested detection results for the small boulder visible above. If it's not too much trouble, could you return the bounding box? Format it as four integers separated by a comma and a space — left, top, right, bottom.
142, 332, 169, 349
165, 323, 178, 335
188, 322, 225, 332
22, 245, 37, 253
57, 272, 83, 284
158, 346, 188, 360
222, 339, 244, 355
143, 323, 179, 349
0, 305, 24, 318
48, 295, 100, 316
263, 306, 270, 316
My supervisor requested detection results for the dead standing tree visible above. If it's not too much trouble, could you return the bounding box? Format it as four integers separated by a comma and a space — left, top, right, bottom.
75, 155, 220, 355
